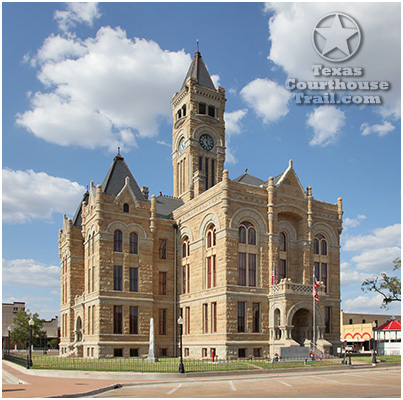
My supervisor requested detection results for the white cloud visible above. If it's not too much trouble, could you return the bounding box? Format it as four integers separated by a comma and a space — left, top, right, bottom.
3, 259, 60, 288
342, 294, 401, 314
344, 214, 366, 229
17, 27, 191, 152
223, 109, 248, 164
265, 2, 401, 119
54, 2, 101, 32
211, 74, 221, 88
351, 247, 401, 272
343, 223, 401, 252
360, 121, 396, 137
240, 78, 291, 123
225, 109, 248, 136
306, 106, 345, 146
341, 268, 373, 287
3, 168, 85, 224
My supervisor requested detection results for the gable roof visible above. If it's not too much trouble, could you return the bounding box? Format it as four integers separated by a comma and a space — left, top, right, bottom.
156, 195, 184, 219
102, 152, 144, 200
182, 50, 216, 90
233, 172, 267, 187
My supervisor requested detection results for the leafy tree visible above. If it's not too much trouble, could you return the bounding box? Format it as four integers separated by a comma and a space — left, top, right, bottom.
361, 258, 401, 308
10, 309, 47, 348
48, 338, 59, 349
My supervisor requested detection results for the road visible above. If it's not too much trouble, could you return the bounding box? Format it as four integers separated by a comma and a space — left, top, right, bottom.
95, 366, 401, 398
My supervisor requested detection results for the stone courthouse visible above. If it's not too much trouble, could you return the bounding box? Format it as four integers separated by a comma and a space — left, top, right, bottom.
59, 49, 343, 359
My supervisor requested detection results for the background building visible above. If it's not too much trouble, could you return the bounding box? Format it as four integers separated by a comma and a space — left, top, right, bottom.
341, 310, 401, 353
2, 301, 25, 351
59, 50, 343, 359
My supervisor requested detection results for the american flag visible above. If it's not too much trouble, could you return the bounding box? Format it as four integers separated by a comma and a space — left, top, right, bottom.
272, 263, 278, 285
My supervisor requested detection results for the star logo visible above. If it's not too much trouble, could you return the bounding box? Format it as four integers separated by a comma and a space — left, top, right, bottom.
312, 13, 361, 62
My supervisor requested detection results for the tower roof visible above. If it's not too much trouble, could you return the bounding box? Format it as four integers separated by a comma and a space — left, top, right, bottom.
182, 48, 216, 90
101, 151, 144, 200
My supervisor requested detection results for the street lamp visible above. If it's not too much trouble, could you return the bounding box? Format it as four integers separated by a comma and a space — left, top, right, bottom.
28, 317, 34, 368
371, 321, 377, 365
7, 326, 12, 355
177, 316, 185, 373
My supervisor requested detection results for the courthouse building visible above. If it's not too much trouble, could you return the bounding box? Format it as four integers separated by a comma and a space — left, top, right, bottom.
59, 49, 343, 359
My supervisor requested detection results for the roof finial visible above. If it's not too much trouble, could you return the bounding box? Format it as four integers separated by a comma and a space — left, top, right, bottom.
196, 39, 199, 53
118, 146, 121, 155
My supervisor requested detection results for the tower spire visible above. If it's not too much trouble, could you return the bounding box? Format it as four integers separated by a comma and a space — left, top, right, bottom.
196, 39, 199, 53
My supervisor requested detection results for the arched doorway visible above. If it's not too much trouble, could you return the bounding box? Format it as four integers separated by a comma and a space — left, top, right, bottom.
291, 308, 312, 345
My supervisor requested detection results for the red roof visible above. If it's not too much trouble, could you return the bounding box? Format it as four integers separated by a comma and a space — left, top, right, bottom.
376, 320, 401, 331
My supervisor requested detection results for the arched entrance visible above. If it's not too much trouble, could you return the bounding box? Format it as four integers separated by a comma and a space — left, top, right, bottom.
75, 316, 83, 342
291, 308, 312, 345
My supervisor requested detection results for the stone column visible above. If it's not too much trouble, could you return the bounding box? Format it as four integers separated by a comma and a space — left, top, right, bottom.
146, 317, 158, 362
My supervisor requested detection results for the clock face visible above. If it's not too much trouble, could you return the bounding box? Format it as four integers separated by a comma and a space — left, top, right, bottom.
199, 134, 214, 151
178, 137, 186, 154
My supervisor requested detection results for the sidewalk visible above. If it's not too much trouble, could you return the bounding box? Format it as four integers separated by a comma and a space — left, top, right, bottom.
2, 361, 167, 398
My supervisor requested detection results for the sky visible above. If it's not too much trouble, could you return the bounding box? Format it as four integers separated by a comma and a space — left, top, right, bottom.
2, 2, 401, 322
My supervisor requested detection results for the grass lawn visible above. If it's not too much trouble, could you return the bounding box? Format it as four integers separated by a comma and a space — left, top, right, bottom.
26, 354, 400, 372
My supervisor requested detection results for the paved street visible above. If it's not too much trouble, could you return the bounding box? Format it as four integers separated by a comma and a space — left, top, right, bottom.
95, 366, 401, 398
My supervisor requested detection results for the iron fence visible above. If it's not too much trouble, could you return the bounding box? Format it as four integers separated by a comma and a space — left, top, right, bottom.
3, 352, 29, 368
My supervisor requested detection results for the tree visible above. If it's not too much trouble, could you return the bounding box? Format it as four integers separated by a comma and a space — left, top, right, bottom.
361, 258, 401, 308
48, 338, 59, 349
10, 309, 47, 348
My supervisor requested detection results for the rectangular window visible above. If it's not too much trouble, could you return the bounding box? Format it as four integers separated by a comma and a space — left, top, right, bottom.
114, 348, 123, 357
159, 348, 167, 357
92, 305, 95, 335
325, 306, 331, 334
253, 303, 260, 333
314, 262, 320, 280
129, 267, 138, 292
207, 257, 212, 289
208, 106, 215, 117
321, 263, 328, 292
88, 306, 91, 334
159, 308, 167, 335
113, 266, 122, 291
239, 253, 246, 286
130, 348, 139, 357
279, 259, 286, 280
182, 265, 187, 294
253, 348, 262, 358
205, 158, 209, 190
129, 306, 138, 334
238, 348, 246, 358
211, 159, 215, 186
212, 302, 217, 333
113, 306, 123, 334
159, 239, 167, 259
159, 271, 167, 295
186, 265, 190, 293
202, 348, 207, 358
212, 255, 216, 287
237, 302, 245, 333
185, 306, 190, 335
184, 348, 189, 357
92, 267, 95, 292
203, 303, 208, 334
88, 268, 91, 292
199, 103, 206, 114
199, 156, 203, 171
249, 254, 256, 287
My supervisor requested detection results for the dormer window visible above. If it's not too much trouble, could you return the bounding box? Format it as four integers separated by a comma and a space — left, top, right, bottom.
123, 203, 129, 213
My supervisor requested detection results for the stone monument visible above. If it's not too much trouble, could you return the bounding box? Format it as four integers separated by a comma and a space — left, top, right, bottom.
146, 317, 158, 362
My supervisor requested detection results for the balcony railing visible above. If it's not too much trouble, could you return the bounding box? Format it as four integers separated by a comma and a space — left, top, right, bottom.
270, 280, 324, 296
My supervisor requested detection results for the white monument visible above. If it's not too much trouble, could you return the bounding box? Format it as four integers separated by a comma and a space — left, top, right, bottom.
146, 317, 158, 362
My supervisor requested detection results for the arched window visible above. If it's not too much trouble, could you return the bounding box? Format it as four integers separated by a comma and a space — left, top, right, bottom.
279, 232, 286, 252
182, 237, 190, 258
130, 232, 138, 254
123, 203, 129, 213
313, 233, 328, 292
206, 225, 216, 289
314, 234, 327, 255
182, 237, 190, 294
238, 221, 257, 287
278, 232, 287, 280
114, 230, 122, 252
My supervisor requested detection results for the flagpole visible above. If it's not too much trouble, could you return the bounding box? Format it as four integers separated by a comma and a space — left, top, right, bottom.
313, 267, 316, 347
272, 261, 275, 362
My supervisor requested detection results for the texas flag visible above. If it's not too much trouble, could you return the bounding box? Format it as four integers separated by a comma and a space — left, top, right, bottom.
313, 276, 320, 301
272, 263, 278, 286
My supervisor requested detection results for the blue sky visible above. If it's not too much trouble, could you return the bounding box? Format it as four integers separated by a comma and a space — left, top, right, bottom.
3, 2, 401, 321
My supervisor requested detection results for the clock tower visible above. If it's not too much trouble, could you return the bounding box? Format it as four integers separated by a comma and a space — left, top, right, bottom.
171, 47, 226, 202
